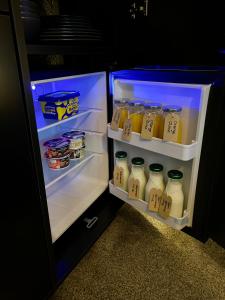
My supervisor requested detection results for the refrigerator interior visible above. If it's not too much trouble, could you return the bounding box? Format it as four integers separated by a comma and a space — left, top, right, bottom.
31, 72, 108, 243
108, 74, 211, 230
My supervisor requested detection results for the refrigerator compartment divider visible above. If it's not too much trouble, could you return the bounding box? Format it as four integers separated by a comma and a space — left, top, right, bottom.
43, 151, 96, 189
108, 125, 197, 161
109, 180, 189, 230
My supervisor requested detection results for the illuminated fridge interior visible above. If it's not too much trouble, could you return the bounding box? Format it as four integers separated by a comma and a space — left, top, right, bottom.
31, 70, 211, 242
31, 72, 109, 243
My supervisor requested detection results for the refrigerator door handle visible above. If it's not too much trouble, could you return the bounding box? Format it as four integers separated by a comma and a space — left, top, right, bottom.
83, 217, 99, 229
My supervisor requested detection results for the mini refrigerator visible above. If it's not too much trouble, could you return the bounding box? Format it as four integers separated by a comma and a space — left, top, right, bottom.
2, 1, 225, 299
30, 68, 224, 247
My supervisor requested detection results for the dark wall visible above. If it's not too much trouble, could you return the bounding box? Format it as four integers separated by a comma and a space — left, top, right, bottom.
147, 1, 225, 64
58, 0, 225, 66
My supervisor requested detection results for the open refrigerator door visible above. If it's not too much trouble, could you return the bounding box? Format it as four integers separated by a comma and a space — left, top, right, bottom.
108, 70, 211, 230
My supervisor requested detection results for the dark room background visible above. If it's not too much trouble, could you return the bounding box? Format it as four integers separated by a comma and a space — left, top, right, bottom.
57, 0, 225, 66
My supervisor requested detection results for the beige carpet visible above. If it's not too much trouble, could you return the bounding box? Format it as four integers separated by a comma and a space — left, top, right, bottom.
51, 204, 225, 300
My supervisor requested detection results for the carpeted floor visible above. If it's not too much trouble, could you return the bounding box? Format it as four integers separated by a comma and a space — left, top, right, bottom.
51, 204, 225, 300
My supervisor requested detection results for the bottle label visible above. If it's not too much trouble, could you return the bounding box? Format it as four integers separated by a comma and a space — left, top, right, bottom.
141, 113, 156, 140
148, 188, 162, 212
111, 108, 121, 131
163, 113, 180, 143
128, 178, 140, 200
158, 192, 172, 218
113, 166, 124, 188
122, 118, 132, 141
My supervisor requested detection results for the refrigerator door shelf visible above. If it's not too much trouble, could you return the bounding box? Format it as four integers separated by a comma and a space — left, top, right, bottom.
108, 125, 197, 161
109, 180, 189, 230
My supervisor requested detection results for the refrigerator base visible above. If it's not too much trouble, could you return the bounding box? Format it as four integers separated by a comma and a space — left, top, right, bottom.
53, 190, 123, 285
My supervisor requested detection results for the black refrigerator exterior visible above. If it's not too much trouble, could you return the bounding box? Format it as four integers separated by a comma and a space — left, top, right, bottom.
0, 2, 55, 300
2, 1, 225, 300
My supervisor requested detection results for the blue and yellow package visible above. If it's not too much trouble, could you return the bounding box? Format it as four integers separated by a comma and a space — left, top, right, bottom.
38, 91, 80, 120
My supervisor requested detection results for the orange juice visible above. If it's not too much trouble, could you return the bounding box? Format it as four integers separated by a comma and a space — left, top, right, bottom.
154, 114, 164, 138
113, 98, 129, 129
129, 112, 144, 132
143, 103, 163, 138
162, 105, 182, 143
128, 100, 144, 133
158, 114, 164, 139
112, 99, 129, 129
119, 107, 128, 129
178, 123, 182, 143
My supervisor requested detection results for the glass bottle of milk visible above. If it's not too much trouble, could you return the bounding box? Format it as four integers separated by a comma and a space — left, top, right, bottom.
145, 163, 165, 202
128, 157, 146, 200
114, 151, 129, 191
165, 170, 184, 218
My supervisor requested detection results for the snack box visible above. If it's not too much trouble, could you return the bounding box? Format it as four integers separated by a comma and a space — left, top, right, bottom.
38, 91, 80, 120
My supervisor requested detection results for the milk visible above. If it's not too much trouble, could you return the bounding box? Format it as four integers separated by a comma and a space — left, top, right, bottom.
115, 158, 129, 191
128, 165, 146, 200
145, 171, 165, 202
165, 179, 184, 218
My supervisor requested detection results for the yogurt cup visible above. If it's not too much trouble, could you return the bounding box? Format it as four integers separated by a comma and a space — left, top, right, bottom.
46, 154, 70, 170
70, 146, 85, 160
62, 131, 85, 150
44, 138, 70, 158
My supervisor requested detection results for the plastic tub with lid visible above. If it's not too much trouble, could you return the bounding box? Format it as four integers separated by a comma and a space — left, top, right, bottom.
62, 130, 85, 150
38, 91, 80, 120
43, 138, 70, 158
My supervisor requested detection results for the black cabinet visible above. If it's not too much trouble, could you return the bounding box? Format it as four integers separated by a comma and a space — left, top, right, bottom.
0, 14, 55, 300
0, 0, 8, 12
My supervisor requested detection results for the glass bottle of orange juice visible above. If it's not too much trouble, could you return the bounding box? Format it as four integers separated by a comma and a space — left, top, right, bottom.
128, 100, 144, 133
143, 103, 163, 138
162, 105, 182, 143
113, 99, 129, 129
